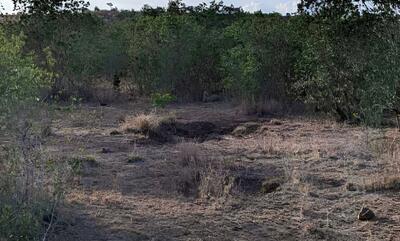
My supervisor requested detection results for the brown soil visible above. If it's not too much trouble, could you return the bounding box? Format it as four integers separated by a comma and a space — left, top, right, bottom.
44, 102, 400, 241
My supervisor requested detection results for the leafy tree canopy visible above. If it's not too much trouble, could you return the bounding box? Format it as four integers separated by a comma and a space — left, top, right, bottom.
298, 0, 400, 17
12, 0, 89, 15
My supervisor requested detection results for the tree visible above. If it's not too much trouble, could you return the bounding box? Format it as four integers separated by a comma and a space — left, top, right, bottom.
298, 0, 400, 17
167, 0, 185, 14
12, 0, 89, 15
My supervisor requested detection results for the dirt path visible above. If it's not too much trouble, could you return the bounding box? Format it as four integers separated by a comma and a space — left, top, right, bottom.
47, 102, 400, 241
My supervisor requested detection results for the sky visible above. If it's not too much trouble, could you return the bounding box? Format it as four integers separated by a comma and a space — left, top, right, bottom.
0, 0, 300, 14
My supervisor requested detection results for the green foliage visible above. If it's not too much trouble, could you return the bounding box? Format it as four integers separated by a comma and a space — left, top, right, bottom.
128, 14, 221, 100
222, 44, 260, 102
12, 0, 89, 15
221, 14, 301, 104
0, 204, 43, 241
294, 17, 400, 125
298, 0, 400, 17
0, 27, 52, 118
4, 0, 400, 126
151, 93, 177, 108
16, 12, 129, 101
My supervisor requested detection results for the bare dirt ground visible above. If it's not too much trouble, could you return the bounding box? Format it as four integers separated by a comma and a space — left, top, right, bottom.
44, 101, 400, 241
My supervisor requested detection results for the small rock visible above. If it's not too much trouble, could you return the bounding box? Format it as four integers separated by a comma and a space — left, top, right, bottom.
309, 192, 319, 198
232, 226, 242, 231
101, 148, 113, 154
358, 207, 375, 221
261, 179, 281, 193
270, 119, 283, 125
110, 130, 122, 136
328, 155, 339, 160
346, 182, 357, 192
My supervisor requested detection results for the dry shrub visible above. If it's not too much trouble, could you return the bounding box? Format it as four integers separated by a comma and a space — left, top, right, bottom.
0, 122, 72, 241
176, 158, 231, 199
122, 113, 176, 135
177, 142, 201, 166
123, 113, 156, 133
174, 142, 231, 198
198, 162, 232, 198
362, 131, 400, 192
259, 136, 282, 156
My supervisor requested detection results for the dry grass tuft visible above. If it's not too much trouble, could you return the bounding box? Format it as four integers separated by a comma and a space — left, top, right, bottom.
122, 113, 176, 135
173, 142, 231, 198
122, 113, 157, 133
177, 142, 201, 166
362, 131, 400, 192
362, 175, 400, 192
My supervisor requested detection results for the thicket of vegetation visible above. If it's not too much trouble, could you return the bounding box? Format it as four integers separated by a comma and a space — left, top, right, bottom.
2, 0, 399, 125
0, 0, 400, 239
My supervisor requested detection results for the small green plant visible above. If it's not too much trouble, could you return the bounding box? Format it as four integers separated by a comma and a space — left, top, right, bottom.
151, 93, 176, 108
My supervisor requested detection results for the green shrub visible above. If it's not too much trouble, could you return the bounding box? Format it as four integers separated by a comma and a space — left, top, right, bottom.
151, 93, 176, 108
0, 27, 52, 118
294, 17, 400, 125
221, 14, 301, 106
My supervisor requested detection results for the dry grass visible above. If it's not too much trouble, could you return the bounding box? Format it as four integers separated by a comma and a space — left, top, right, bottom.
362, 175, 400, 192
0, 121, 73, 241
121, 112, 176, 134
362, 131, 400, 192
177, 142, 201, 166
172, 142, 232, 198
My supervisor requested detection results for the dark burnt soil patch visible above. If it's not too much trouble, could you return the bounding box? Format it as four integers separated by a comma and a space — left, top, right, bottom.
168, 157, 284, 198
230, 165, 284, 194
301, 174, 346, 189
175, 121, 217, 139
146, 120, 240, 143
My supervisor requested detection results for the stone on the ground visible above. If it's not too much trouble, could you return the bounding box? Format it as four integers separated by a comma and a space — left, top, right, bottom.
358, 207, 375, 221
261, 179, 281, 193
346, 182, 357, 191
101, 147, 112, 154
270, 119, 283, 125
110, 130, 122, 136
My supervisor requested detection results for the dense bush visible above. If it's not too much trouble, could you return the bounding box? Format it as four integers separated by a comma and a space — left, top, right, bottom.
222, 14, 302, 105
294, 16, 400, 125
3, 0, 400, 124
0, 27, 65, 241
127, 13, 225, 101
17, 13, 119, 100
0, 27, 52, 117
